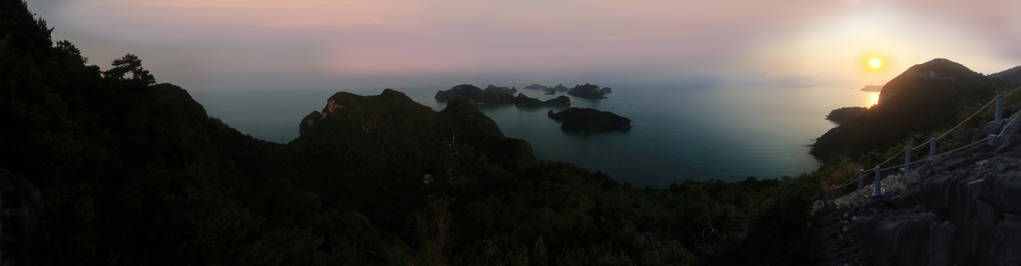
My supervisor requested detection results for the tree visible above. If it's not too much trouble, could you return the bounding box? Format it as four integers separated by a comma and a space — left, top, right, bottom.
104, 53, 155, 85
54, 40, 84, 63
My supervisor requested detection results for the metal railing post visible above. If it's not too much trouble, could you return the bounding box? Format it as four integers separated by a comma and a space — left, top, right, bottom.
872, 166, 884, 197
829, 188, 836, 206
823, 188, 831, 208
989, 134, 998, 146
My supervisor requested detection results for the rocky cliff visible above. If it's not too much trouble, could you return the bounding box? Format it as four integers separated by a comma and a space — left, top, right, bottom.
816, 109, 1021, 265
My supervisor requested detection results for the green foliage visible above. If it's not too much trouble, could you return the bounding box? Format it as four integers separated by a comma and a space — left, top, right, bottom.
104, 53, 155, 85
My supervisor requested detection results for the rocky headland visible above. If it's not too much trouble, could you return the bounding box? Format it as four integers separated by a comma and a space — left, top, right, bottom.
812, 59, 998, 162
825, 106, 867, 125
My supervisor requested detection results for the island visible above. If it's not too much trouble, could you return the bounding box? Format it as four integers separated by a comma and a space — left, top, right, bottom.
860, 85, 883, 92
566, 83, 613, 99
435, 84, 570, 107
484, 84, 517, 95
523, 83, 572, 95
547, 107, 631, 133
435, 84, 516, 104
515, 94, 570, 108
523, 83, 549, 91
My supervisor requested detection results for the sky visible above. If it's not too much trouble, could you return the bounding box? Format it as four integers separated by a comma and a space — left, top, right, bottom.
27, 0, 1021, 92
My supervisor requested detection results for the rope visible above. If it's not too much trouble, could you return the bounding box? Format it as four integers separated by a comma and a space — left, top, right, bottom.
834, 173, 860, 189
999, 117, 1018, 136
874, 153, 900, 169
879, 165, 902, 172
911, 138, 933, 151
907, 87, 1019, 152
933, 97, 997, 141
935, 136, 991, 158
1006, 86, 1021, 97
826, 135, 997, 201
821, 89, 1020, 204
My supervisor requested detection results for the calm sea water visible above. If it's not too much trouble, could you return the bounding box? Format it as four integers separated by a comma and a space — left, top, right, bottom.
192, 84, 867, 187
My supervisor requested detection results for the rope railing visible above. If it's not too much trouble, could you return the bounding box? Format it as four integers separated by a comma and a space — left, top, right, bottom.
930, 97, 997, 142
820, 86, 1021, 204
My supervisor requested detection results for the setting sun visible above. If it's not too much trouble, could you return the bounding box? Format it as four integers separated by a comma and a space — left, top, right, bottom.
868, 57, 882, 69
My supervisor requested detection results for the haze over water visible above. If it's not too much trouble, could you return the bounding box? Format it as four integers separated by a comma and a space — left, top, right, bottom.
29, 0, 1021, 186
192, 83, 867, 187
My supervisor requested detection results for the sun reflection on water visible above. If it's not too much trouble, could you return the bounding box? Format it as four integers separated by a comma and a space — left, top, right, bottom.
867, 92, 879, 107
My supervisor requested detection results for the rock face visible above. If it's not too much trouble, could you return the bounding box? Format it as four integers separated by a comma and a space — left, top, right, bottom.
812, 58, 998, 161
817, 109, 1021, 265
567, 83, 612, 99
547, 107, 631, 133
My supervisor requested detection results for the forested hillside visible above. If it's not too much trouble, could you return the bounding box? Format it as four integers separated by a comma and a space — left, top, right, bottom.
0, 1, 819, 265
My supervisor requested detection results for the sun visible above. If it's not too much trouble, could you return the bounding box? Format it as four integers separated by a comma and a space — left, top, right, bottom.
868, 57, 882, 69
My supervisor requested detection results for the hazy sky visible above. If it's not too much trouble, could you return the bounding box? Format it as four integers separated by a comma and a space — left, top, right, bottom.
28, 0, 1021, 91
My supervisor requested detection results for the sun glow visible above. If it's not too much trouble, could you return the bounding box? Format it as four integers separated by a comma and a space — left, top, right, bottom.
868, 57, 882, 69
867, 91, 880, 107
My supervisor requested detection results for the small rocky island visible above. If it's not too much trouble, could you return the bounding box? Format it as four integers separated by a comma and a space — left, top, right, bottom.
435, 84, 570, 107
515, 94, 570, 108
484, 84, 517, 95
567, 83, 612, 99
524, 83, 571, 95
547, 107, 631, 133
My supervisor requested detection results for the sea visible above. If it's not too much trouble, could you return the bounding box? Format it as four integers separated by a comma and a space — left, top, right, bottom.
191, 84, 869, 187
